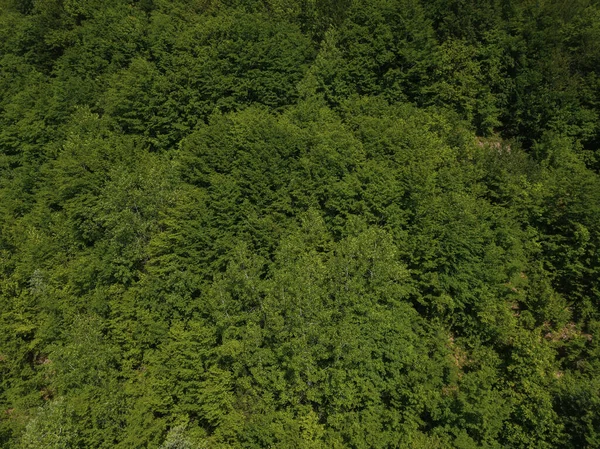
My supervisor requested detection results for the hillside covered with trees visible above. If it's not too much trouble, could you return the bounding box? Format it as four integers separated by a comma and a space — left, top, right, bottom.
1, 0, 599, 447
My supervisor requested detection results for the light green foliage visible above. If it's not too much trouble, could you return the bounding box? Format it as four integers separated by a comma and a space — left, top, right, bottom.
160, 425, 207, 449
19, 398, 78, 449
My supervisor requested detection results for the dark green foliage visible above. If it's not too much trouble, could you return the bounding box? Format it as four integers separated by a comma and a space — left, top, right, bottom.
1, 1, 599, 448
101, 10, 314, 149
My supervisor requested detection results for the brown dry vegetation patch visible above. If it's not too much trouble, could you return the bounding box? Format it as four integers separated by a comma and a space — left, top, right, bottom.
447, 334, 470, 373
475, 135, 511, 154
442, 384, 459, 396
544, 322, 593, 342
36, 356, 52, 365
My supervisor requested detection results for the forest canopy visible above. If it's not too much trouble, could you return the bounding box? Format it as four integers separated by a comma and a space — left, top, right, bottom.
1, 0, 599, 448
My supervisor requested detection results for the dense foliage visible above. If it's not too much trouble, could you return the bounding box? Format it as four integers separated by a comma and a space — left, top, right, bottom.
1, 0, 599, 447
